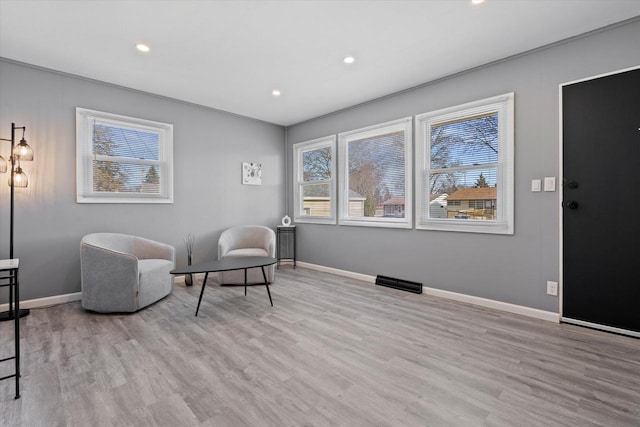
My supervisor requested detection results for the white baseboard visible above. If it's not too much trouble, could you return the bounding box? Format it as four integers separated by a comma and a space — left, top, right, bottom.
1, 267, 559, 323
0, 292, 82, 311
297, 261, 560, 323
296, 261, 376, 283
1, 275, 210, 312
423, 287, 560, 322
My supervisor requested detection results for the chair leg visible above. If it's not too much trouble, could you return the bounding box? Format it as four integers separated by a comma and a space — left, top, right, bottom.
261, 266, 273, 306
244, 269, 247, 296
195, 273, 209, 316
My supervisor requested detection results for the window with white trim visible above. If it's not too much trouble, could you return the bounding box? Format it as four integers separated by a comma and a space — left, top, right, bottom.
415, 93, 514, 234
76, 108, 173, 203
293, 136, 336, 224
338, 117, 412, 228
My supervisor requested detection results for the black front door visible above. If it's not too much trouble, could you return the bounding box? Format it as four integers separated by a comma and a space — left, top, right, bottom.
562, 68, 640, 334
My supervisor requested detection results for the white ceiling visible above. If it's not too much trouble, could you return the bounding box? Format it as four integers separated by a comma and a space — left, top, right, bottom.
1, 1, 639, 126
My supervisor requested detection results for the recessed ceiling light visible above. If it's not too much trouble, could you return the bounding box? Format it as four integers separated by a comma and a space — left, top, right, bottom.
471, 0, 485, 4
136, 43, 150, 53
272, 89, 281, 97
344, 56, 355, 64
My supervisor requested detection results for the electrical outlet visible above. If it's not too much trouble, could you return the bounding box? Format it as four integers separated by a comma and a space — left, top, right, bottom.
546, 281, 558, 296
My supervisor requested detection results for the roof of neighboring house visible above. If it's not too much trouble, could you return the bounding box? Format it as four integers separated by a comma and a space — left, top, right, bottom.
429, 193, 448, 205
349, 190, 366, 200
429, 193, 448, 201
447, 187, 497, 201
382, 197, 405, 206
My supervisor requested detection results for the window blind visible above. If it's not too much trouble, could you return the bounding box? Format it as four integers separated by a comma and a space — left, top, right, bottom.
347, 130, 406, 218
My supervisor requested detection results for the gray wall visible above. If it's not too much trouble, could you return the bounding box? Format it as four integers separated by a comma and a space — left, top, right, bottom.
286, 19, 640, 312
0, 59, 285, 301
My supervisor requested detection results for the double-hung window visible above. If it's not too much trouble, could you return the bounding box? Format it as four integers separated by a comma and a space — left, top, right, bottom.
76, 108, 173, 203
293, 136, 336, 224
338, 117, 412, 228
415, 93, 514, 234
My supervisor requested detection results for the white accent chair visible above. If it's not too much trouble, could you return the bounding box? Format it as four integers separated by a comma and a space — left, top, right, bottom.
218, 225, 276, 284
80, 233, 175, 313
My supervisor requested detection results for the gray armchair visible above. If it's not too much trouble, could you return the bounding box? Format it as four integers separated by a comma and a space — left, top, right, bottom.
80, 233, 175, 313
218, 225, 276, 284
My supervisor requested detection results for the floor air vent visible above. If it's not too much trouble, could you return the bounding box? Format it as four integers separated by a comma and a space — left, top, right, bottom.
375, 275, 422, 294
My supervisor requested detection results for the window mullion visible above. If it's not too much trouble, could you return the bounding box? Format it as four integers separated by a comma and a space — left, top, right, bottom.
94, 154, 162, 166
428, 162, 499, 175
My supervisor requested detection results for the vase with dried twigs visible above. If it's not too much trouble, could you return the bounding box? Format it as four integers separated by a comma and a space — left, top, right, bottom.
184, 233, 195, 286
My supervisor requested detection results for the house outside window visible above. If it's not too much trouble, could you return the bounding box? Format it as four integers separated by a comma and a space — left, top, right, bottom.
76, 108, 173, 203
415, 93, 514, 234
382, 197, 405, 218
447, 188, 497, 219
293, 135, 336, 224
338, 117, 412, 228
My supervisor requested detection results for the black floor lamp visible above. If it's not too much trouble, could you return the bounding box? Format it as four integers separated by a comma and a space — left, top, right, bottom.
0, 122, 34, 322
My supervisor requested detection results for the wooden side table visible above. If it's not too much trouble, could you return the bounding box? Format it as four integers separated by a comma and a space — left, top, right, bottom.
276, 225, 296, 269
0, 258, 21, 399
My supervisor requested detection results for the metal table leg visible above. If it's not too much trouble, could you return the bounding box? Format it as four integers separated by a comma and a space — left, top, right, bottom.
261, 266, 273, 306
195, 273, 209, 317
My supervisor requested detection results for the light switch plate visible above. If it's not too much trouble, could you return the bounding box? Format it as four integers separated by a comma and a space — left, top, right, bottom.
544, 177, 556, 192
531, 179, 541, 192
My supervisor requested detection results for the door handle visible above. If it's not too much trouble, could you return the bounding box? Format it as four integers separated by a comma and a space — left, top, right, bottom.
564, 200, 579, 209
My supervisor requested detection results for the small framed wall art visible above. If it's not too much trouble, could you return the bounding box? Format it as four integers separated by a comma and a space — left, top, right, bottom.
242, 162, 262, 185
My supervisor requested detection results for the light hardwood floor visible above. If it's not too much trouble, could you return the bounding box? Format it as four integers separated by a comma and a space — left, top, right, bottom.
1, 267, 639, 426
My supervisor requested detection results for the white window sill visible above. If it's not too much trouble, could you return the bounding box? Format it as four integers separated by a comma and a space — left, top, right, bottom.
417, 220, 513, 235
77, 196, 173, 204
338, 218, 412, 229
294, 216, 337, 225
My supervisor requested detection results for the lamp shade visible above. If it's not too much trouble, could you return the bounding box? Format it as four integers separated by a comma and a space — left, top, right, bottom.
14, 138, 34, 161
0, 155, 6, 173
9, 166, 28, 188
